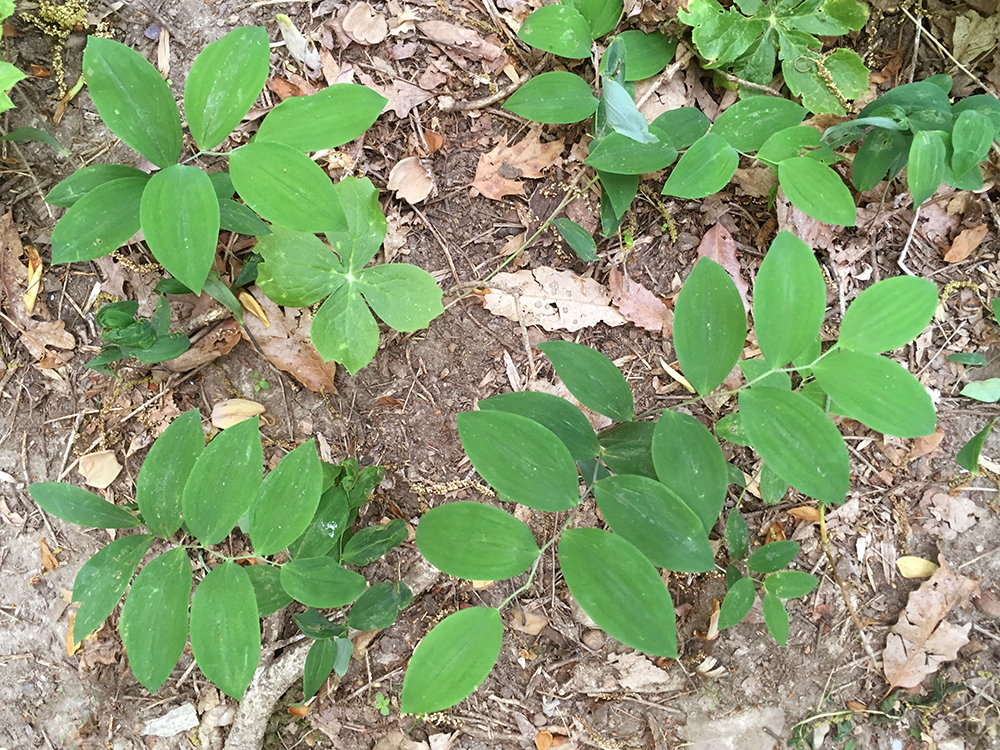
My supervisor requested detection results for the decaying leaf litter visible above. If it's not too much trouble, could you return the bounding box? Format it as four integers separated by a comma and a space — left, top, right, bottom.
1, 0, 1000, 749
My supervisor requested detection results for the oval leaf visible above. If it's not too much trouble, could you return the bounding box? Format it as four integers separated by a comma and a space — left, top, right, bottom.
72, 534, 153, 640
245, 564, 293, 617
599, 421, 657, 479
479, 391, 600, 461
136, 410, 204, 538
288, 485, 351, 559
778, 157, 856, 226
357, 263, 444, 332
537, 340, 634, 421
837, 276, 938, 353
503, 71, 599, 124
961, 378, 1000, 403
518, 5, 592, 58
47, 164, 148, 208
255, 84, 387, 152
711, 97, 807, 152
746, 540, 800, 574
50, 177, 148, 264
552, 218, 598, 262
762, 592, 789, 645
249, 440, 322, 556
400, 607, 502, 714
662, 133, 739, 199
718, 575, 755, 630
312, 281, 380, 375
907, 129, 946, 206
584, 129, 678, 174
726, 511, 749, 560
763, 570, 819, 599
416, 502, 540, 580
280, 557, 367, 608
613, 30, 677, 81
341, 519, 408, 565
303, 637, 351, 700
28, 482, 139, 529
347, 581, 412, 632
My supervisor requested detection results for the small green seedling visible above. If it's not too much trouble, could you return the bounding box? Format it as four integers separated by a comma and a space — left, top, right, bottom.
252, 372, 270, 392
87, 297, 189, 375
375, 692, 391, 715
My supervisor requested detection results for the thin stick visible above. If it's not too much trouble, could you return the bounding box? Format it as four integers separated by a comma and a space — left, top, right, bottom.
898, 205, 920, 276
439, 70, 532, 113
409, 204, 460, 288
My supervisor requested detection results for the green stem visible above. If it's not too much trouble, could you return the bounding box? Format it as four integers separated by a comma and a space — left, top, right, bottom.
497, 506, 580, 611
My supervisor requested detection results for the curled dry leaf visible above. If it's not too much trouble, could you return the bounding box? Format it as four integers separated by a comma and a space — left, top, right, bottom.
79, 450, 123, 489
275, 14, 321, 74
471, 129, 563, 201
882, 554, 980, 690
387, 156, 434, 204
607, 267, 673, 334
509, 606, 548, 635
896, 556, 939, 579
943, 223, 989, 263
163, 319, 242, 372
22, 244, 42, 314
39, 537, 59, 571
483, 267, 627, 332
697, 223, 749, 312
343, 2, 388, 45
211, 398, 266, 430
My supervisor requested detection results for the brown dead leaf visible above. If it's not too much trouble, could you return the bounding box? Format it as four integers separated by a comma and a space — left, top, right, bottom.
287, 704, 309, 718
242, 288, 338, 394
22, 244, 42, 314
483, 267, 627, 331
163, 319, 242, 371
211, 398, 266, 429
343, 2, 388, 45
79, 450, 123, 489
697, 224, 749, 312
535, 730, 553, 750
357, 72, 433, 118
883, 554, 980, 690
471, 129, 563, 201
607, 267, 673, 334
267, 76, 306, 100
910, 427, 945, 459
39, 537, 58, 571
417, 20, 504, 64
787, 506, 821, 522
387, 156, 434, 204
509, 606, 548, 635
943, 223, 989, 263
66, 611, 79, 655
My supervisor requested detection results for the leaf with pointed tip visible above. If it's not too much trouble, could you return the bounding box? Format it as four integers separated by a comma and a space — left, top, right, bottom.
652, 410, 727, 532
72, 534, 153, 640
537, 340, 634, 421
51, 177, 148, 263
249, 440, 322, 556
136, 410, 203, 538
28, 483, 139, 529
837, 276, 938, 353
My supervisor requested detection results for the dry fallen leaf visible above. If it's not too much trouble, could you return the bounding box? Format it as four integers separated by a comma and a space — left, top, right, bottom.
883, 554, 980, 690
483, 267, 627, 332
275, 13, 321, 74
387, 156, 434, 204
163, 319, 242, 372
607, 267, 673, 334
697, 224, 749, 312
471, 129, 563, 201
66, 611, 79, 655
287, 704, 309, 718
920, 491, 984, 539
39, 537, 58, 571
79, 450, 123, 489
787, 506, 821, 522
509, 606, 548, 635
22, 244, 42, 314
535, 729, 553, 750
343, 2, 388, 45
211, 398, 266, 429
896, 556, 939, 579
943, 223, 989, 263
416, 20, 504, 64
357, 72, 434, 118
910, 427, 945, 459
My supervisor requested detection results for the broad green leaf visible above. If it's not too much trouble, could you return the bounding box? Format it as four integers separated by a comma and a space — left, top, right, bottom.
777, 157, 856, 226
760, 462, 788, 504
837, 276, 938, 353
341, 519, 408, 565
326, 176, 387, 270
537, 340, 633, 421
185, 27, 269, 151
747, 540, 799, 573
72, 534, 152, 640
726, 511, 749, 560
0, 61, 26, 113
764, 570, 819, 598
599, 421, 657, 479
953, 94, 1000, 132
479, 391, 600, 461
715, 412, 752, 446
812, 349, 935, 437
28, 483, 139, 529
711, 97, 806, 152
718, 575, 754, 629
951, 110, 993, 178
140, 165, 220, 294
245, 564, 292, 617
255, 84, 387, 152
47, 164, 147, 207
503, 71, 599, 124
182, 416, 263, 546
119, 546, 191, 694
131, 333, 189, 363
249, 440, 322, 556
782, 50, 868, 115
256, 225, 342, 306
400, 607, 502, 714
614, 30, 677, 81
358, 263, 444, 331
852, 128, 909, 191
601, 79, 656, 143
565, 0, 622, 37
294, 608, 346, 639
947, 352, 988, 367
136, 410, 203, 538
662, 133, 739, 199
674, 257, 747, 395
209, 171, 235, 199
190, 562, 260, 699
552, 218, 599, 262
739, 358, 791, 390
347, 581, 412, 631
559, 528, 677, 657
584, 128, 677, 174
739, 387, 849, 505
517, 5, 592, 58
312, 281, 380, 375
957, 418, 995, 474
50, 177, 148, 263
456, 411, 580, 511
823, 0, 869, 30
754, 231, 826, 366
907, 130, 946, 206
597, 170, 639, 221
229, 141, 347, 233
83, 37, 182, 167
652, 410, 727, 532
757, 126, 826, 165
762, 592, 789, 645
288, 485, 351, 559
593, 475, 715, 572
219, 200, 271, 236
303, 637, 351, 699
280, 557, 366, 608
651, 107, 711, 150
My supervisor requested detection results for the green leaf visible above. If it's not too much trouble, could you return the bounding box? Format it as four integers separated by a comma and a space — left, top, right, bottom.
593, 475, 715, 572
777, 157, 856, 226
245, 565, 292, 617
119, 546, 191, 694
136, 410, 203, 538
651, 410, 727, 532
565, 0, 622, 37
599, 421, 657, 478
537, 340, 634, 421
674, 257, 747, 395
711, 97, 806, 152
726, 511, 749, 560
249, 440, 322, 556
559, 528, 677, 657
951, 110, 994, 178
219, 199, 271, 236
760, 462, 788, 504
72, 534, 152, 640
782, 50, 869, 115
585, 128, 677, 174
347, 581, 412, 631
326, 176, 387, 270
812, 349, 935, 437
358, 263, 444, 332
294, 608, 346, 639
140, 165, 220, 294
503, 72, 599, 124
400, 607, 502, 714
762, 592, 790, 645
597, 170, 639, 222
302, 637, 350, 699
614, 30, 677, 81
837, 276, 938, 353
182, 416, 263, 546
280, 557, 367, 608
961, 379, 1000, 402
341, 519, 408, 565
662, 133, 739, 199
957, 418, 995, 474
852, 128, 909, 191
947, 352, 988, 366
0, 62, 26, 113
229, 142, 347, 233
190, 562, 260, 700
184, 27, 269, 151
764, 570, 819, 598
739, 387, 849, 505
907, 130, 947, 206
601, 79, 657, 143
715, 412, 752, 446
255, 84, 387, 152
718, 575, 754, 629
739, 358, 791, 390
288, 485, 351, 559
255, 225, 342, 306
822, 0, 868, 30
456, 411, 580, 511
28, 483, 139, 529
517, 5, 592, 58
50, 177, 148, 263
552, 218, 599, 262
479, 391, 600, 461
47, 164, 146, 207
747, 540, 799, 573
757, 126, 833, 165
83, 37, 182, 168
312, 281, 380, 375
650, 107, 711, 150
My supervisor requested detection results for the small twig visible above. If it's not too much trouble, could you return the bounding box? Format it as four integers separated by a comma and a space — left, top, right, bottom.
898, 205, 920, 276
409, 204, 461, 288
719, 71, 784, 97
439, 70, 532, 113
901, 7, 999, 98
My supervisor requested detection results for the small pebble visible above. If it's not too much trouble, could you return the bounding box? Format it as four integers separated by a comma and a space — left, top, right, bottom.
144, 25, 161, 40
582, 629, 606, 650
532, 713, 547, 727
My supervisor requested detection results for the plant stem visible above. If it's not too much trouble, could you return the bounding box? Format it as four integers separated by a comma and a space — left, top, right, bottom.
498, 507, 579, 611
